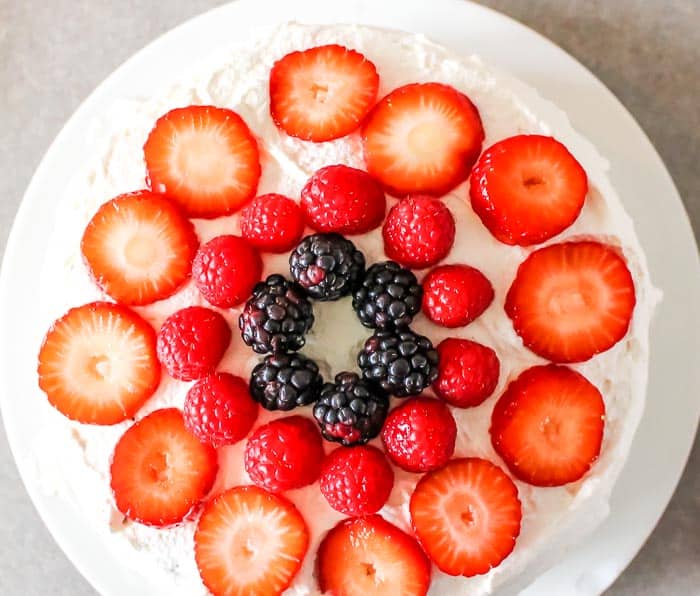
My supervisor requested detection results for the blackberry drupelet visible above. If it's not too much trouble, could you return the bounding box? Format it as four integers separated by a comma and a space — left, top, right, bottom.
313, 372, 389, 446
250, 352, 323, 411
358, 327, 439, 397
352, 261, 422, 329
289, 233, 365, 301
239, 274, 314, 354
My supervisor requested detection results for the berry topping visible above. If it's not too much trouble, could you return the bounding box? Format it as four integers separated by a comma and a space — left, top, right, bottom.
144, 105, 260, 218
505, 241, 636, 362
38, 302, 160, 425
300, 165, 386, 235
381, 396, 456, 473
195, 486, 308, 596
383, 195, 456, 269
289, 233, 365, 301
317, 515, 431, 596
156, 306, 231, 381
410, 458, 521, 577
313, 372, 389, 446
81, 191, 198, 306
319, 445, 394, 516
434, 338, 500, 408
239, 274, 314, 354
422, 264, 494, 328
490, 365, 605, 486
240, 193, 305, 253
192, 235, 262, 308
250, 352, 323, 411
110, 408, 218, 527
183, 373, 258, 448
362, 82, 484, 197
358, 328, 439, 397
269, 45, 379, 142
470, 135, 588, 246
352, 261, 422, 329
244, 415, 324, 493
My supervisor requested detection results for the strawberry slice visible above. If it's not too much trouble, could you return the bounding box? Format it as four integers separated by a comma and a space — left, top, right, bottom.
361, 83, 484, 197
195, 485, 308, 596
269, 44, 379, 142
38, 301, 160, 425
144, 106, 260, 218
490, 365, 605, 487
81, 191, 198, 306
470, 135, 588, 246
317, 515, 431, 596
410, 458, 521, 577
110, 408, 218, 527
505, 241, 636, 363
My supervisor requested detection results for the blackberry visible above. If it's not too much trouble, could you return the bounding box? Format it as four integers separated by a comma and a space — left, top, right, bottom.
352, 261, 422, 329
289, 233, 365, 301
250, 352, 323, 411
358, 328, 439, 397
313, 372, 389, 446
239, 274, 314, 354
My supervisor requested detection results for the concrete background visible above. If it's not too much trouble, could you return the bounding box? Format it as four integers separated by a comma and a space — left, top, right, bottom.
0, 1, 697, 594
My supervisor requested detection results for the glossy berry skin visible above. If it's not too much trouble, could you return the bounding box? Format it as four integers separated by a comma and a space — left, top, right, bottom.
434, 338, 500, 408
240, 193, 305, 253
183, 373, 258, 448
381, 397, 457, 473
422, 264, 494, 327
193, 235, 262, 308
249, 352, 323, 411
244, 415, 325, 493
319, 445, 394, 516
383, 195, 455, 269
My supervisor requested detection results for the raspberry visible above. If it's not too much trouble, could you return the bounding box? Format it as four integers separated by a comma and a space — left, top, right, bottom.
382, 195, 455, 269
156, 306, 231, 381
240, 193, 305, 253
422, 264, 494, 327
244, 415, 324, 493
434, 338, 500, 408
193, 235, 262, 308
381, 396, 457, 472
300, 165, 386, 235
184, 373, 259, 447
319, 445, 394, 516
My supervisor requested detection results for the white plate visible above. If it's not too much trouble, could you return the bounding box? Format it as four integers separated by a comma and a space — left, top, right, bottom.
2, 0, 698, 594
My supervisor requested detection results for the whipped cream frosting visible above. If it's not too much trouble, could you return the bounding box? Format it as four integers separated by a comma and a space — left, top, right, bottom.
32, 23, 658, 596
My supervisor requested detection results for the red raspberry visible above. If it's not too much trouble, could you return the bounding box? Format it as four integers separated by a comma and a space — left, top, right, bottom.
156, 306, 231, 381
434, 338, 500, 408
300, 165, 386, 235
193, 235, 262, 308
382, 195, 455, 269
422, 264, 494, 327
244, 415, 324, 493
319, 445, 394, 516
381, 396, 457, 473
240, 194, 305, 253
184, 373, 258, 447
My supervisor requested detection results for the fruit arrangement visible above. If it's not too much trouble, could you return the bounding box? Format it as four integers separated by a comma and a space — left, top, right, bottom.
36, 40, 637, 596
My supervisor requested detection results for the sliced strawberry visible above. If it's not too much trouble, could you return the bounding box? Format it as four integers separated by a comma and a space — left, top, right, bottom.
490, 365, 605, 487
505, 241, 636, 363
410, 458, 521, 577
470, 135, 588, 246
317, 515, 431, 596
81, 191, 198, 306
269, 44, 379, 142
195, 486, 308, 596
144, 105, 260, 218
110, 408, 218, 526
362, 83, 484, 197
38, 302, 160, 425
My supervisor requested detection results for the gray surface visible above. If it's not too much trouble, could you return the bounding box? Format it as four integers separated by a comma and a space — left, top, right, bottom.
0, 0, 697, 594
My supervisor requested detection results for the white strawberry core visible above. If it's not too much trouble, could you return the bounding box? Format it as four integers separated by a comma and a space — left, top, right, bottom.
171, 127, 239, 192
